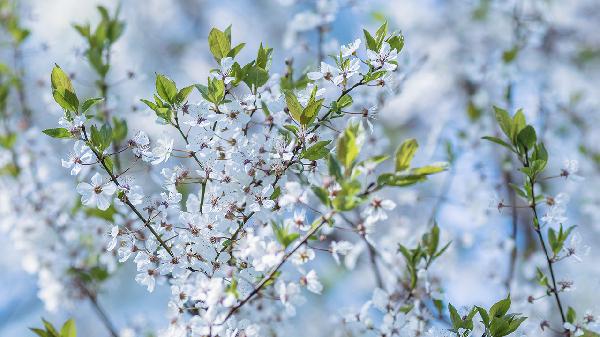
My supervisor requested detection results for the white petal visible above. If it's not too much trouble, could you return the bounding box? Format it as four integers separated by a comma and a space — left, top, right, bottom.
76, 182, 93, 195
307, 72, 323, 80
91, 172, 103, 186
96, 195, 111, 211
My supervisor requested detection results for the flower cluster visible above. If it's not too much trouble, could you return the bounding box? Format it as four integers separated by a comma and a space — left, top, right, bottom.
43, 20, 455, 335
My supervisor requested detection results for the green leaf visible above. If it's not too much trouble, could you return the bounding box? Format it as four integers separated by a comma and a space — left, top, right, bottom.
355, 154, 389, 174
244, 65, 269, 90
51, 65, 74, 93
271, 222, 300, 248
53, 90, 79, 112
60, 319, 76, 337
328, 155, 342, 179
426, 223, 440, 258
387, 34, 404, 52
155, 74, 178, 104
270, 186, 281, 200
301, 98, 323, 126
332, 179, 363, 211
517, 125, 537, 150
482, 136, 513, 151
489, 295, 511, 318
377, 173, 425, 187
301, 140, 331, 160
42, 319, 60, 337
81, 97, 104, 113
43, 128, 71, 139
506, 316, 527, 336
363, 29, 378, 51
227, 42, 246, 59
336, 123, 362, 170
395, 138, 418, 171
502, 46, 519, 64
140, 98, 158, 111
284, 90, 303, 122
548, 227, 560, 256
255, 43, 272, 69
375, 21, 388, 49
51, 65, 79, 112
448, 303, 462, 330
90, 124, 112, 152
493, 106, 513, 140
476, 306, 490, 328
363, 70, 386, 83
112, 117, 128, 142
0, 133, 17, 149
567, 306, 577, 324
175, 85, 194, 106
29, 328, 48, 337
207, 78, 225, 105
312, 186, 330, 206
208, 28, 231, 62
490, 317, 510, 337
410, 163, 448, 176
512, 109, 526, 138
337, 94, 353, 109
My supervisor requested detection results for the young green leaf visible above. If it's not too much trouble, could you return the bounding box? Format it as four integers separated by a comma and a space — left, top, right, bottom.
43, 128, 71, 139
284, 90, 303, 123
208, 28, 231, 62
155, 74, 178, 104
300, 140, 331, 160
60, 319, 76, 337
489, 295, 511, 318
395, 138, 418, 171
336, 123, 362, 170
81, 97, 104, 113
493, 106, 513, 140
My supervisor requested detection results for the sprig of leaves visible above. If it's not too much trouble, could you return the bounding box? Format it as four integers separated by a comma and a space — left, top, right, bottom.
448, 295, 526, 337
30, 319, 76, 337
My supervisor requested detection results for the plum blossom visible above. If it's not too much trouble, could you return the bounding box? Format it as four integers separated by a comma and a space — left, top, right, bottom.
333, 58, 360, 86
279, 182, 308, 207
564, 322, 584, 337
307, 62, 339, 81
330, 240, 353, 265
248, 185, 276, 212
341, 38, 361, 57
107, 225, 119, 251
58, 115, 85, 132
76, 172, 116, 210
367, 42, 398, 71
291, 245, 315, 265
61, 140, 93, 175
300, 269, 323, 294
150, 137, 174, 165
362, 197, 396, 222
276, 281, 304, 316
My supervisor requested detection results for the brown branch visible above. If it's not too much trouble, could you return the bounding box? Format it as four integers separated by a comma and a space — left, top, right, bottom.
82, 127, 174, 257
216, 215, 330, 325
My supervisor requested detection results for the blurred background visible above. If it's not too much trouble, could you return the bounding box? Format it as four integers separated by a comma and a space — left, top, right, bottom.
1, 0, 599, 336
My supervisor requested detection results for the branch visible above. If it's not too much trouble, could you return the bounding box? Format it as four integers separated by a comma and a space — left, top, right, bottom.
82, 127, 174, 257
216, 215, 331, 325
523, 152, 566, 325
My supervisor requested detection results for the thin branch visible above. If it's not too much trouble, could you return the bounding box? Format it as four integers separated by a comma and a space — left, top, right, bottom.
523, 151, 566, 325
82, 127, 174, 257
80, 286, 119, 337
216, 215, 330, 325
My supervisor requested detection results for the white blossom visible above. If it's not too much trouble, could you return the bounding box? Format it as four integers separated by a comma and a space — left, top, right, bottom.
76, 172, 116, 211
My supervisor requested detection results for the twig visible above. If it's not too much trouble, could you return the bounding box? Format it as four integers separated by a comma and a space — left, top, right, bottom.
82, 127, 174, 257
216, 215, 330, 325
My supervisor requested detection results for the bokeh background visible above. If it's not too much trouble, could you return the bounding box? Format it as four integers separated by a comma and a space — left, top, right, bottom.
1, 0, 599, 336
